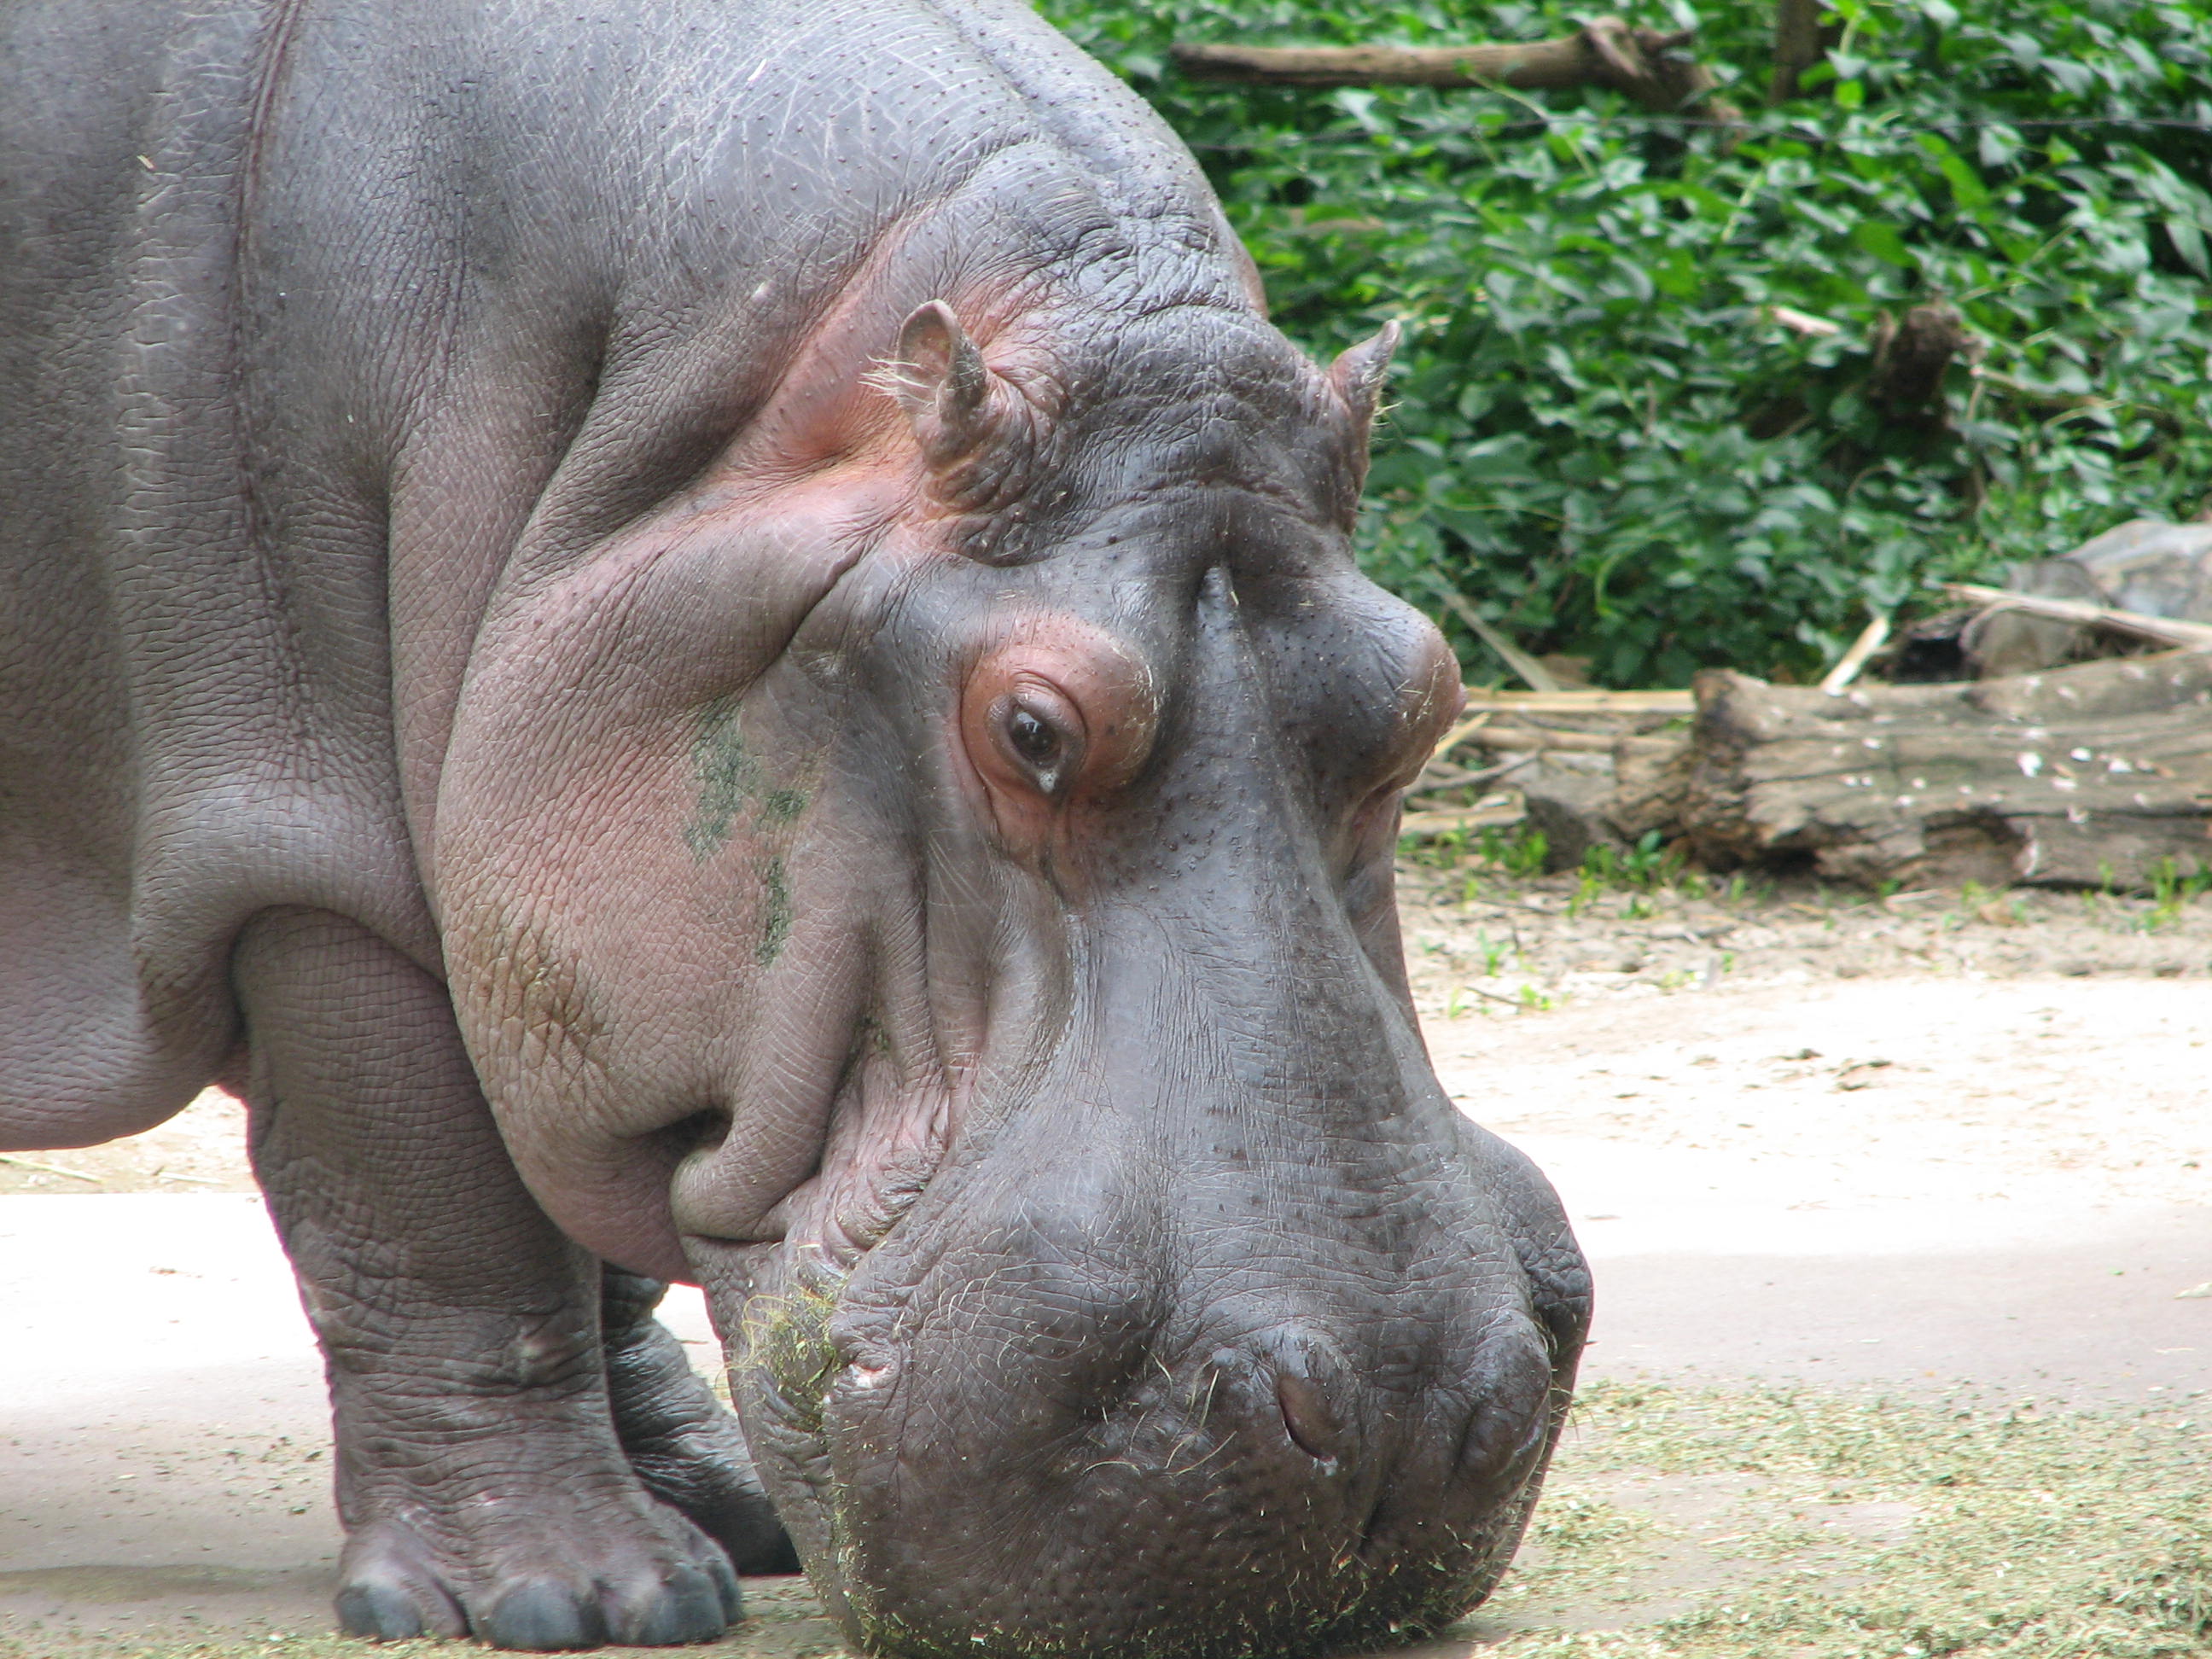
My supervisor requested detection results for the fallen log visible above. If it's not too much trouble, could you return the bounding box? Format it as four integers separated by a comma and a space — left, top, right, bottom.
1679, 652, 2212, 889
1171, 17, 1732, 117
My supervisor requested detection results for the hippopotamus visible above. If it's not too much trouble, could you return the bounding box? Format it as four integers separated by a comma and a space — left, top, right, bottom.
0, 0, 1588, 1652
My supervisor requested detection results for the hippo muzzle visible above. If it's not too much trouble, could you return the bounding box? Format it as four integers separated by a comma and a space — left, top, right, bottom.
679, 532, 1583, 1654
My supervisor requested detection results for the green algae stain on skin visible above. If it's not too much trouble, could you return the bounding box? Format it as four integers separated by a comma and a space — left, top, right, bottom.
684, 696, 812, 858
683, 695, 808, 962
684, 695, 760, 859
757, 855, 793, 966
760, 786, 808, 825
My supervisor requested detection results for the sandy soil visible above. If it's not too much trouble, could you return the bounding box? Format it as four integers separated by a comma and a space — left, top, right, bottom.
1398, 861, 2212, 1006
1398, 866, 2212, 1221
0, 1093, 255, 1196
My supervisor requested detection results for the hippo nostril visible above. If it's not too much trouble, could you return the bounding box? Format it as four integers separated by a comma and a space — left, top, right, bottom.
1275, 1371, 1348, 1464
1457, 1334, 1558, 1494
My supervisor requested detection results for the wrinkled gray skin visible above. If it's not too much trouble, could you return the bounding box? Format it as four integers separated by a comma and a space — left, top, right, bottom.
0, 2, 1588, 1654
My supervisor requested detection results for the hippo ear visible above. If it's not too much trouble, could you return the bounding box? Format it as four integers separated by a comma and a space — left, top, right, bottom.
895, 300, 994, 466
1327, 321, 1400, 444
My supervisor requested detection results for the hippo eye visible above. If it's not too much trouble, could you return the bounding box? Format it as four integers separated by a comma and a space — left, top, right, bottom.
966, 669, 1096, 820
1004, 701, 1068, 789
1008, 707, 1059, 768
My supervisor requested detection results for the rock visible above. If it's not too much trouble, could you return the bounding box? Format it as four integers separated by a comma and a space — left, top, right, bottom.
1521, 763, 1627, 871
1967, 520, 2212, 678
1965, 558, 2107, 678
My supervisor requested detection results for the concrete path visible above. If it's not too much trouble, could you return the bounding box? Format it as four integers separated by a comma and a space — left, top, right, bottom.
1425, 975, 2212, 1406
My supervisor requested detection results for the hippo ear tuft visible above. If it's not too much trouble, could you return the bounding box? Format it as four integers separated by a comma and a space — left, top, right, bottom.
1327, 321, 1400, 440
896, 300, 992, 464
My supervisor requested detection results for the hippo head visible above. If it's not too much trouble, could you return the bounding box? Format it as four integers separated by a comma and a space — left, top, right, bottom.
435, 286, 1586, 1658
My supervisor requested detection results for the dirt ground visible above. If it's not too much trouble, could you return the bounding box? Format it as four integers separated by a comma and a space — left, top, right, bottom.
3, 861, 2209, 1657
1396, 862, 2212, 1227
1396, 857, 2212, 1010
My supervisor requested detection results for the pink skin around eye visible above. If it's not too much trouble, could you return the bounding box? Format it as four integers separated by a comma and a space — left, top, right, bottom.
1349, 633, 1467, 859
957, 619, 1156, 854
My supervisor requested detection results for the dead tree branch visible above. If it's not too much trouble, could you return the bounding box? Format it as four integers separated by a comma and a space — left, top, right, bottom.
1769, 0, 1841, 104
1868, 303, 1971, 429
1172, 17, 1737, 118
1941, 585, 2212, 652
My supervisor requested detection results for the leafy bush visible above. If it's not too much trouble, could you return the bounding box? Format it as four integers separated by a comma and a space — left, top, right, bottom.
1040, 0, 2212, 686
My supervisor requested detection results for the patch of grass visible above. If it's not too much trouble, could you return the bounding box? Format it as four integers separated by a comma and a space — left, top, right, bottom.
1476, 929, 1513, 976
1527, 1493, 1664, 1558
1564, 833, 1700, 918
1400, 824, 1470, 867
1403, 823, 1551, 878
736, 1274, 843, 1437
1586, 833, 1688, 895
1484, 825, 1551, 880
2146, 859, 2212, 933
1470, 1378, 2212, 1658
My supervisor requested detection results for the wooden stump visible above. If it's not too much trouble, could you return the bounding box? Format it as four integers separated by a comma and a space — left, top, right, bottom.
1680, 653, 2212, 888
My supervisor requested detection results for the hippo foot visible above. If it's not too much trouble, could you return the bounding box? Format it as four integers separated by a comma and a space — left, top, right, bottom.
603, 1268, 802, 1575
317, 1298, 744, 1652
333, 1500, 739, 1649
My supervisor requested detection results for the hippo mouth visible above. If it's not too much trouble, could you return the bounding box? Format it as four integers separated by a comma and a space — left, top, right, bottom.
681, 1063, 1573, 1659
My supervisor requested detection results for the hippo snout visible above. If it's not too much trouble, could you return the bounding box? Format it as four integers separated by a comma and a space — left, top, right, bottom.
712, 1102, 1576, 1659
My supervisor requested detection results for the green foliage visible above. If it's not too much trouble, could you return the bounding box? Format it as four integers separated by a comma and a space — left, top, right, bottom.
1400, 818, 1552, 870
2145, 853, 2212, 928
1485, 820, 1551, 874
1041, 0, 2212, 685
1582, 827, 1688, 889
1569, 831, 1689, 912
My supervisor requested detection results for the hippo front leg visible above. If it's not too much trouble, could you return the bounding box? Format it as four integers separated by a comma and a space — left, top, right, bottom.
235, 908, 741, 1650
602, 1267, 800, 1575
